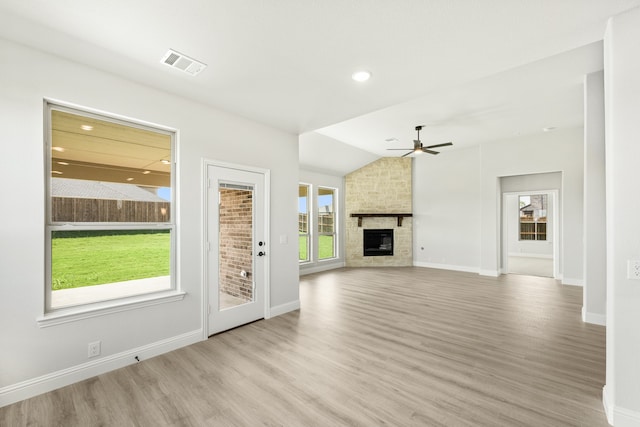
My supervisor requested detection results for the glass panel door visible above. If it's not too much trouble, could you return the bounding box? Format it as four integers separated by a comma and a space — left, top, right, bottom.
218, 182, 254, 310
207, 164, 266, 336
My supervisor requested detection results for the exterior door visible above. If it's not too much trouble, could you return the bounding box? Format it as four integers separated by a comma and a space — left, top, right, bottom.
206, 164, 267, 335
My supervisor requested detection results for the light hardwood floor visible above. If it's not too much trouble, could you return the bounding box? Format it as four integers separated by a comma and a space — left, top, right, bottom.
1, 267, 608, 426
508, 256, 554, 278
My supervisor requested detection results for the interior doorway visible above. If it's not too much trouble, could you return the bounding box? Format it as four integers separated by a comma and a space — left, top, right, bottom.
502, 190, 559, 278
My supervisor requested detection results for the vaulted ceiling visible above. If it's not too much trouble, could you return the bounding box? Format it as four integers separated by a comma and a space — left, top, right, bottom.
1, 0, 639, 175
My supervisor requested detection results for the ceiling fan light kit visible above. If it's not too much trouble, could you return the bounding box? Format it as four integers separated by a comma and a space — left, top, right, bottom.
386, 125, 453, 157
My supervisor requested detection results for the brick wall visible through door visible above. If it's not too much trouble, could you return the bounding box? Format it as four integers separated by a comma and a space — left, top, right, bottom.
219, 188, 253, 301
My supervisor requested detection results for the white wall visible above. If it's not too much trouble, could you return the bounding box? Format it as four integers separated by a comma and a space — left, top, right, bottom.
0, 38, 300, 405
480, 128, 584, 282
413, 146, 481, 272
299, 131, 379, 176
299, 169, 345, 274
500, 172, 563, 194
413, 131, 582, 282
583, 70, 607, 327
603, 7, 640, 426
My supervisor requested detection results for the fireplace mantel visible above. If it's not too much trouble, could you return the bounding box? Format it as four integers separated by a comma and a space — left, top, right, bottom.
350, 213, 413, 227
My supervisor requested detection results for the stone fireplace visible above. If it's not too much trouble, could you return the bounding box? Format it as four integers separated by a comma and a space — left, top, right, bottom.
345, 157, 412, 267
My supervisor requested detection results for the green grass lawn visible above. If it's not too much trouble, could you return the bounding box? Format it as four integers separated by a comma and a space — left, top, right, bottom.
299, 235, 334, 261
51, 230, 170, 290
54, 230, 334, 290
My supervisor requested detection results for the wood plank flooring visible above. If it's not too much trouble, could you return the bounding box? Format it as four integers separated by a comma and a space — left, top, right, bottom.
1, 267, 608, 426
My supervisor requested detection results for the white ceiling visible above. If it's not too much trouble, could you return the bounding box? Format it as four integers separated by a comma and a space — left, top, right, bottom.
1, 0, 639, 173
316, 41, 604, 157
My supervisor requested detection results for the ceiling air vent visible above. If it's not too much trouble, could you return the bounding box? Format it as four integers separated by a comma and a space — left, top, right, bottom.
161, 49, 207, 76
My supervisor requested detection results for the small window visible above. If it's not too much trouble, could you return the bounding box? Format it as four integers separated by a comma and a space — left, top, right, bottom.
519, 194, 547, 241
318, 187, 337, 260
298, 184, 310, 262
46, 103, 176, 311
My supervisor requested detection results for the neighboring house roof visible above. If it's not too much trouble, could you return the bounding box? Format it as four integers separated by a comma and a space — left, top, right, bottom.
51, 178, 167, 203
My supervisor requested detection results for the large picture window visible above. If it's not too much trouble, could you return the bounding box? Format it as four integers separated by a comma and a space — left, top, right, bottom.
318, 187, 337, 260
46, 103, 176, 311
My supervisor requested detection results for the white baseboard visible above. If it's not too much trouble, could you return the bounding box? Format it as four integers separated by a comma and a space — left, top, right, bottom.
0, 329, 203, 408
508, 253, 553, 259
299, 261, 345, 276
268, 300, 300, 318
603, 384, 640, 426
603, 385, 614, 425
562, 277, 584, 287
479, 269, 500, 277
582, 307, 606, 326
413, 261, 479, 274
613, 406, 640, 426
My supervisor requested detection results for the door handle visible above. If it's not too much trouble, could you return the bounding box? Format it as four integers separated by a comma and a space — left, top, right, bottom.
258, 251, 266, 257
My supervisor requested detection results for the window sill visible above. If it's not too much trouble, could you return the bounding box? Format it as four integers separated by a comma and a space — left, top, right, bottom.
37, 290, 186, 328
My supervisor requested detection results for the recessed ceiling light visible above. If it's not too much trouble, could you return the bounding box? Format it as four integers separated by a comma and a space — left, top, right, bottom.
161, 159, 171, 165
126, 177, 134, 181
51, 146, 65, 152
57, 161, 69, 165
142, 170, 151, 175
81, 125, 93, 131
51, 170, 63, 175
352, 70, 371, 82
543, 127, 556, 132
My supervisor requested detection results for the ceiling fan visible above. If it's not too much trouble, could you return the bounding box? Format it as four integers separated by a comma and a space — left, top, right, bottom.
387, 125, 453, 157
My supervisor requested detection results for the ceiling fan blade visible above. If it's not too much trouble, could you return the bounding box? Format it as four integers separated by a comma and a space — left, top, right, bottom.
422, 149, 440, 155
424, 142, 453, 149
387, 148, 417, 150
401, 151, 414, 157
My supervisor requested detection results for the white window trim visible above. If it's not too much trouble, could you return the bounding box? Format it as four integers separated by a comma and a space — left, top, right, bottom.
318, 186, 338, 261
37, 290, 186, 328
299, 182, 312, 263
43, 100, 181, 323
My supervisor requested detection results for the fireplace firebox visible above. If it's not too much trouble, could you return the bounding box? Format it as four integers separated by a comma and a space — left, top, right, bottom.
363, 229, 394, 256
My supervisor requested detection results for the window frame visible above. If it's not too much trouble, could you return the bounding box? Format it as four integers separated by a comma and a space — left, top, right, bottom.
317, 186, 338, 261
298, 183, 312, 263
518, 194, 548, 242
42, 100, 181, 321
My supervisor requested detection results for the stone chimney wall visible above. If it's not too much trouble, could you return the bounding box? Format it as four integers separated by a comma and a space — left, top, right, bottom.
345, 157, 412, 267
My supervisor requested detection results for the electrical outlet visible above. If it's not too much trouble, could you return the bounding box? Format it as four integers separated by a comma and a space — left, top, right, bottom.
88, 341, 101, 358
627, 260, 640, 280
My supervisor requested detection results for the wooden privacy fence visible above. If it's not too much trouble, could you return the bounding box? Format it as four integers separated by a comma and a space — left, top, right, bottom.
318, 213, 334, 233
299, 213, 334, 233
298, 213, 308, 233
52, 197, 171, 222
